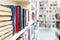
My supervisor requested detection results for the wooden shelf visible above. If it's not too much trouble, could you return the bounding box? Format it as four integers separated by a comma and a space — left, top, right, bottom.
0, 0, 30, 7
11, 1, 30, 7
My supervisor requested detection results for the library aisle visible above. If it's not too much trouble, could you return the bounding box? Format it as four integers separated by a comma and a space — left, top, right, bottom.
37, 28, 56, 40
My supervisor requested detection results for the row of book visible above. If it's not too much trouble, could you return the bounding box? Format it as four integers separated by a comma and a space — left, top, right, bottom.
5, 5, 30, 34
12, 6, 35, 33
14, 6, 30, 33
0, 4, 36, 40
0, 5, 13, 40
39, 1, 58, 28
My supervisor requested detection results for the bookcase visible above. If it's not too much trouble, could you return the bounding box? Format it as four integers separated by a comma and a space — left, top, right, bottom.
39, 0, 60, 40
39, 0, 57, 29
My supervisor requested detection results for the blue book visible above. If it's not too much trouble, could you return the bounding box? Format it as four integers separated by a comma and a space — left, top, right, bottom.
6, 5, 15, 35
19, 6, 23, 31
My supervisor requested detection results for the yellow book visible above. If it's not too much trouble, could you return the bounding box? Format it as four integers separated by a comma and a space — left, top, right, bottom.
0, 21, 12, 27
0, 6, 11, 12
0, 17, 11, 21
0, 25, 12, 32
0, 11, 12, 16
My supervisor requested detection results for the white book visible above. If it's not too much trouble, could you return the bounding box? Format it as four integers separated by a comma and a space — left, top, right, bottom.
0, 17, 11, 21
0, 31, 12, 40
0, 6, 11, 12
0, 11, 12, 16
26, 10, 28, 25
0, 28, 12, 35
0, 25, 12, 32
4, 34, 12, 40
0, 21, 12, 27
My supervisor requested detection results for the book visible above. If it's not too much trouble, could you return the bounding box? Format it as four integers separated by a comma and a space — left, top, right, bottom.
0, 21, 12, 27
19, 6, 23, 31
0, 33, 12, 40
6, 5, 15, 35
0, 17, 11, 21
0, 25, 12, 32
26, 9, 29, 26
3, 34, 12, 40
14, 6, 19, 33
24, 9, 26, 27
22, 9, 24, 28
0, 11, 12, 16
0, 5, 11, 12
0, 27, 12, 35
0, 5, 13, 40
0, 30, 12, 37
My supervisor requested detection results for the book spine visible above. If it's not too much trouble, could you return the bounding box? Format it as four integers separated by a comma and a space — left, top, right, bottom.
23, 9, 24, 28
10, 5, 15, 35
26, 10, 29, 26
24, 9, 26, 27
19, 6, 22, 31
22, 8, 23, 29
6, 5, 15, 35
15, 6, 19, 33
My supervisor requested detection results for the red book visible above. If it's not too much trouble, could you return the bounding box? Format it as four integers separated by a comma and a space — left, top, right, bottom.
14, 6, 19, 33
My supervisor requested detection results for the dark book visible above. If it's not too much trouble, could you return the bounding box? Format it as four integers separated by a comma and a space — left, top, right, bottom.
24, 9, 26, 27
23, 9, 25, 28
19, 6, 23, 31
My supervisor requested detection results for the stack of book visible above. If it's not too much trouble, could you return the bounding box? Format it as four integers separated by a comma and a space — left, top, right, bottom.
0, 5, 13, 40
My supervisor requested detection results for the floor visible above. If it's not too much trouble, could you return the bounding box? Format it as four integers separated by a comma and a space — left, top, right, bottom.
37, 28, 57, 40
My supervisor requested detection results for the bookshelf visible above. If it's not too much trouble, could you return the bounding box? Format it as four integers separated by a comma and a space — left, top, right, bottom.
0, 0, 38, 40
39, 0, 60, 40
55, 6, 60, 40
39, 1, 57, 29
